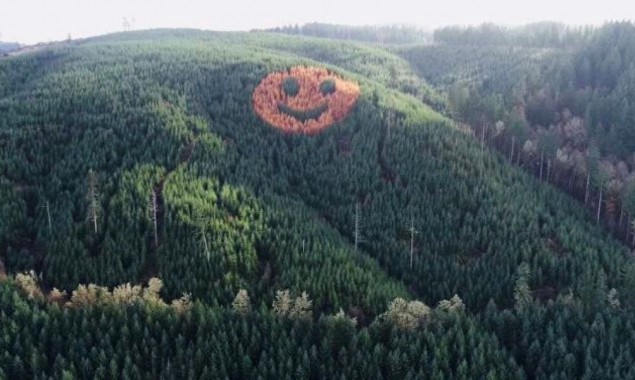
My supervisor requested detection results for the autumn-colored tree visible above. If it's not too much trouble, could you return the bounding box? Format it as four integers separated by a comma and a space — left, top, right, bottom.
383, 298, 431, 330
252, 66, 360, 135
232, 289, 252, 316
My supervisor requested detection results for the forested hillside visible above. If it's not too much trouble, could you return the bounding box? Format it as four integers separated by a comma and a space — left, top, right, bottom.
397, 22, 635, 245
1, 28, 635, 379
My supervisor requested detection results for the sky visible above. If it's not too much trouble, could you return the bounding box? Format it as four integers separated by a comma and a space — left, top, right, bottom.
0, 0, 633, 44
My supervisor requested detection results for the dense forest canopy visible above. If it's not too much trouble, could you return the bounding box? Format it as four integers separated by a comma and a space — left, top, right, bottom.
432, 22, 595, 48
260, 23, 432, 44
0, 26, 635, 379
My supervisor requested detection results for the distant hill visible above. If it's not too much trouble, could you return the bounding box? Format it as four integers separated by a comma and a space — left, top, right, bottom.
0, 41, 21, 53
260, 22, 432, 44
432, 21, 593, 48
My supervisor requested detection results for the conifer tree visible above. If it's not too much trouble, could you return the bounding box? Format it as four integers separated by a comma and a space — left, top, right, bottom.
514, 263, 532, 311
232, 289, 252, 316
290, 292, 312, 321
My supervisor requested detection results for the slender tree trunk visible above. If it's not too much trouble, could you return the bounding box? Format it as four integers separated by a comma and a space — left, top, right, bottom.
619, 205, 624, 229
597, 188, 603, 223
409, 217, 416, 271
88, 170, 99, 234
584, 173, 590, 206
201, 228, 209, 258
410, 229, 414, 270
150, 191, 159, 247
45, 201, 52, 233
195, 211, 210, 258
510, 137, 515, 162
387, 113, 392, 142
480, 123, 486, 180
487, 123, 491, 142
539, 151, 544, 181
547, 159, 551, 183
354, 202, 361, 252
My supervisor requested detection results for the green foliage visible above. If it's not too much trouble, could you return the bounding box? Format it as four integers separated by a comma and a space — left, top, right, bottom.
282, 77, 299, 96
513, 263, 532, 311
382, 298, 430, 331
0, 280, 522, 379
320, 78, 336, 95
0, 28, 634, 379
401, 21, 635, 254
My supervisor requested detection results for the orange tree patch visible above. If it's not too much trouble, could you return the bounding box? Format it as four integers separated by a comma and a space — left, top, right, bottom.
252, 66, 360, 135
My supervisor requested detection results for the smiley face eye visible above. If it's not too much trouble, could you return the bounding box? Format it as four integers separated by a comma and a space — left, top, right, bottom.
320, 79, 336, 96
282, 77, 300, 97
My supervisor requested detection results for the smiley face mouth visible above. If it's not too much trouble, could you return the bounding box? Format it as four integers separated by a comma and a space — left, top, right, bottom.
277, 101, 328, 122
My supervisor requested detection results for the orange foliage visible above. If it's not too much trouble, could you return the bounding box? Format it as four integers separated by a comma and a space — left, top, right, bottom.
252, 66, 360, 135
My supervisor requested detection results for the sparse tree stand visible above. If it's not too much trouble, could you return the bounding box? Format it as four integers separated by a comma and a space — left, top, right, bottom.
86, 169, 99, 234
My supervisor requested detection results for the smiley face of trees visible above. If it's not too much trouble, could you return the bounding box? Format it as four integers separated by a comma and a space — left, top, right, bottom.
252, 66, 360, 135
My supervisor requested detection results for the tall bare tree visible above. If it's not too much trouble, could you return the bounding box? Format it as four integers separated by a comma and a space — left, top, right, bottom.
194, 212, 210, 258
86, 169, 100, 234
39, 200, 52, 233
354, 201, 362, 252
407, 216, 418, 270
584, 173, 590, 205
148, 190, 160, 247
